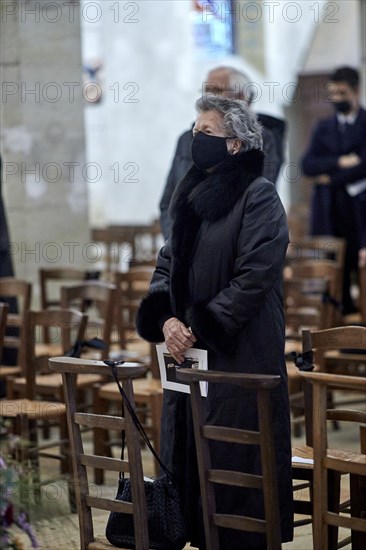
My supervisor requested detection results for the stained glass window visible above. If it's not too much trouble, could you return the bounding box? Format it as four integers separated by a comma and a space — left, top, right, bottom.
192, 0, 234, 58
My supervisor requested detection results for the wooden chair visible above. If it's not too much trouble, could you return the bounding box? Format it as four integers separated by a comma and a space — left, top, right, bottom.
300, 327, 366, 549
39, 267, 98, 310
39, 267, 99, 342
284, 276, 331, 339
176, 368, 282, 550
94, 344, 163, 482
341, 263, 366, 326
114, 267, 154, 349
8, 309, 104, 410
286, 236, 346, 268
284, 276, 333, 436
93, 267, 161, 483
292, 325, 366, 549
91, 222, 162, 276
48, 357, 150, 550
0, 302, 21, 380
287, 204, 310, 242
0, 277, 32, 371
90, 227, 120, 276
0, 309, 88, 509
321, 300, 366, 388
0, 302, 10, 378
61, 280, 117, 360
284, 261, 343, 328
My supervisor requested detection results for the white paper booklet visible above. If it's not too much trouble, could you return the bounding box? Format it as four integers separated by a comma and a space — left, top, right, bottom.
156, 344, 208, 397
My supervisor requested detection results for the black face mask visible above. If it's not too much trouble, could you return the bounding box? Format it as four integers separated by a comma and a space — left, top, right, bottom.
191, 132, 232, 171
333, 100, 352, 114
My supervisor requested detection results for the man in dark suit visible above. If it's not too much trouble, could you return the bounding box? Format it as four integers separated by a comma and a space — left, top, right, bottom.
159, 66, 286, 239
302, 67, 366, 314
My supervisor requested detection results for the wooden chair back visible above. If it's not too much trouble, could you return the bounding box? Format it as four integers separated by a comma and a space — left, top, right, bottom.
300, 327, 366, 549
176, 369, 282, 550
49, 357, 149, 550
301, 326, 366, 550
0, 302, 9, 364
286, 236, 346, 267
91, 222, 162, 275
284, 277, 331, 337
90, 227, 121, 275
23, 309, 88, 399
0, 278, 32, 368
39, 268, 99, 344
61, 281, 116, 359
39, 267, 99, 309
300, 326, 366, 445
285, 261, 343, 327
114, 267, 154, 348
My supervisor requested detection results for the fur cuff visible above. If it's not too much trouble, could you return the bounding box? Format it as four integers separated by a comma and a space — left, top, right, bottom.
186, 304, 236, 355
136, 289, 172, 343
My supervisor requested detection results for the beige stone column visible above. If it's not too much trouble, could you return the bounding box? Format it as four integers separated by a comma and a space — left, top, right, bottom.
0, 0, 90, 297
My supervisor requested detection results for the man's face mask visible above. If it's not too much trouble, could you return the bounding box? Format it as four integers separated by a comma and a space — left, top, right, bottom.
191, 132, 233, 171
333, 100, 352, 114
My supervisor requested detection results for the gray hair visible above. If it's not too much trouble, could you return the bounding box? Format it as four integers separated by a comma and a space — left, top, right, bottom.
195, 94, 263, 151
227, 67, 251, 89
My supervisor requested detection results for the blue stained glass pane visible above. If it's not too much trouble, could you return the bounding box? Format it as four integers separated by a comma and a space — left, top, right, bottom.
192, 0, 233, 58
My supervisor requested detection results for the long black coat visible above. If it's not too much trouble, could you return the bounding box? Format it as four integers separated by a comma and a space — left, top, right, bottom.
137, 149, 293, 549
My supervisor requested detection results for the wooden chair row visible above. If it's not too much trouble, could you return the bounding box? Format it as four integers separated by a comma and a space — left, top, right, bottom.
0, 307, 88, 510
50, 356, 284, 550
1, 270, 163, 481
49, 325, 366, 550
90, 220, 162, 275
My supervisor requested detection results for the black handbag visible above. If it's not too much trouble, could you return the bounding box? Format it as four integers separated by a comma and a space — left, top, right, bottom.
104, 361, 187, 550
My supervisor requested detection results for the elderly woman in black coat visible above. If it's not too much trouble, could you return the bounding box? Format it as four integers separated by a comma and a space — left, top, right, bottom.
136, 94, 293, 550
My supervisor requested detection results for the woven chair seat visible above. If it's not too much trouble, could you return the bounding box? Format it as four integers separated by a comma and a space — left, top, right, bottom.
0, 398, 66, 418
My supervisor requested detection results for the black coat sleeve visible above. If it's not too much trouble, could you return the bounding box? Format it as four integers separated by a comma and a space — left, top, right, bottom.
329, 143, 366, 186
187, 182, 289, 354
302, 122, 340, 176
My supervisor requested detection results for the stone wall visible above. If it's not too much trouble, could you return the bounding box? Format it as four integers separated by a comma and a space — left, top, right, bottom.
0, 0, 90, 301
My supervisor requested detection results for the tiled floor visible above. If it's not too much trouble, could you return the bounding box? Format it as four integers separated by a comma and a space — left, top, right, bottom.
4, 409, 362, 549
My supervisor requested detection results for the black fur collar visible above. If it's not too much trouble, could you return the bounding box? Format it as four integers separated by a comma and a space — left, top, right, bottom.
170, 148, 264, 223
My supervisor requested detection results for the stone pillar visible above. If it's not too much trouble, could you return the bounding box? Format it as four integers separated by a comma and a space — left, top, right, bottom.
0, 0, 89, 297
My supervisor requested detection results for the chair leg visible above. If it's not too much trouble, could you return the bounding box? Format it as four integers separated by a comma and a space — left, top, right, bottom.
60, 415, 69, 475
18, 416, 41, 505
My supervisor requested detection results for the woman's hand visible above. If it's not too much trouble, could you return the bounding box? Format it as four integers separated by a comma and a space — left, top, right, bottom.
338, 153, 361, 169
162, 317, 197, 364
315, 174, 331, 185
